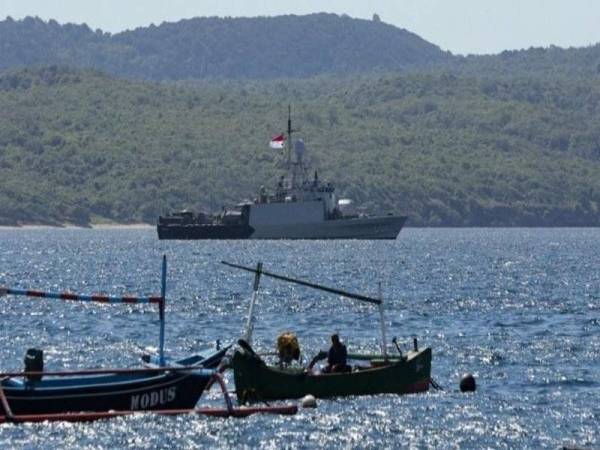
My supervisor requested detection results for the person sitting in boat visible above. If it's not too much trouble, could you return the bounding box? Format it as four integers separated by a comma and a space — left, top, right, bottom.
323, 334, 350, 373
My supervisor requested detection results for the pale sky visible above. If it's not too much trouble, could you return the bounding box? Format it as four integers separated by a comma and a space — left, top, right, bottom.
1, 0, 600, 55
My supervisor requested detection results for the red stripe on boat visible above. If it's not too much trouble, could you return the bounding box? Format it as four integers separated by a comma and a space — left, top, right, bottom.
403, 378, 431, 394
91, 295, 110, 302
26, 290, 46, 297
149, 296, 163, 303
60, 293, 79, 300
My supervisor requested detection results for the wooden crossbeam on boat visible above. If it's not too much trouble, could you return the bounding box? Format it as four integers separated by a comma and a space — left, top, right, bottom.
222, 260, 382, 305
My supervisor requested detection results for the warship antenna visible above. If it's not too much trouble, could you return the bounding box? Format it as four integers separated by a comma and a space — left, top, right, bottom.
286, 104, 300, 189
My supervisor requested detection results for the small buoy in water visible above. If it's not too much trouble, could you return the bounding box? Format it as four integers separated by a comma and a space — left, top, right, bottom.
460, 373, 476, 392
301, 394, 317, 408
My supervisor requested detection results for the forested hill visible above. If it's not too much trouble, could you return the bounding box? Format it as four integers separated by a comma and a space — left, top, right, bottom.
3, 15, 600, 81
0, 14, 450, 80
1, 67, 599, 227
452, 44, 600, 79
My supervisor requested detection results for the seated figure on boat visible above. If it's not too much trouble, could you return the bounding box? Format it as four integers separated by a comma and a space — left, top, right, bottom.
322, 334, 351, 374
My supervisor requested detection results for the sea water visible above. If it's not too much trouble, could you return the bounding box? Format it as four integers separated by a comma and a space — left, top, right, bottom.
0, 228, 598, 449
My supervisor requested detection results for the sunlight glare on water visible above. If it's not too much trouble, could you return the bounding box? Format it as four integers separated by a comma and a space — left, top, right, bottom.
0, 228, 598, 449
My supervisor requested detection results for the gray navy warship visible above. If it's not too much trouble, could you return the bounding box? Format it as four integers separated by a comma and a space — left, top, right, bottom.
157, 108, 407, 239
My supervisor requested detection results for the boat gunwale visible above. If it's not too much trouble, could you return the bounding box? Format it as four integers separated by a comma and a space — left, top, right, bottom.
2, 370, 210, 396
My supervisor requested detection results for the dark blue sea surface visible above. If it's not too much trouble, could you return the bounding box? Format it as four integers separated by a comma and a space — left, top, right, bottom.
0, 228, 598, 449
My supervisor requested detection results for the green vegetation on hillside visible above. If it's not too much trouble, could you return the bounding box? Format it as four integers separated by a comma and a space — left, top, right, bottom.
451, 45, 600, 79
1, 67, 599, 226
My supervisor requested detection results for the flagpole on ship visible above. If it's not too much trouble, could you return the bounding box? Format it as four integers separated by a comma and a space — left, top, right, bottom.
287, 104, 292, 172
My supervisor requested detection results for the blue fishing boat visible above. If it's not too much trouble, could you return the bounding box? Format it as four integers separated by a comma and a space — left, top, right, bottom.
1, 365, 218, 416
0, 256, 229, 420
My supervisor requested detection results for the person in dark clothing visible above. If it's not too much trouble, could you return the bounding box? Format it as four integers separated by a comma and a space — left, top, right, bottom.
323, 334, 350, 373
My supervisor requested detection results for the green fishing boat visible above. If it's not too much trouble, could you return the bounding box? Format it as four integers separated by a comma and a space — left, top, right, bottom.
232, 343, 431, 402
222, 261, 433, 403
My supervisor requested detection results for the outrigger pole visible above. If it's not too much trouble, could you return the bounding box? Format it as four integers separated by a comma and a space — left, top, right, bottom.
222, 261, 390, 357
0, 289, 163, 306
159, 255, 167, 366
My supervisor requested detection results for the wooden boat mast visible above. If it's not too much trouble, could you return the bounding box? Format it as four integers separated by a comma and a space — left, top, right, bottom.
378, 282, 388, 359
159, 255, 167, 366
243, 262, 263, 345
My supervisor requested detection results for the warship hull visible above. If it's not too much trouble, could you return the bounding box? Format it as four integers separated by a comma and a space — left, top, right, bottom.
157, 224, 254, 240
157, 215, 406, 240
250, 215, 406, 239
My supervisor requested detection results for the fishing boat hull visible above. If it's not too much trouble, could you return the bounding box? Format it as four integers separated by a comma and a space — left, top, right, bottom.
1, 370, 214, 416
232, 347, 432, 403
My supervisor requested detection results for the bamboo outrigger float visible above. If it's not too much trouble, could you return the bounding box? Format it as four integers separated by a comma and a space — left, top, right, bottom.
223, 261, 432, 403
0, 256, 297, 423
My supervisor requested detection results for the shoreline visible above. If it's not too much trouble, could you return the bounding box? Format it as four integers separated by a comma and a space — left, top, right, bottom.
1, 224, 599, 230
0, 224, 153, 230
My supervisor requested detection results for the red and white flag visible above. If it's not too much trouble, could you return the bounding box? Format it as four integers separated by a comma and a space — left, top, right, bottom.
269, 133, 286, 149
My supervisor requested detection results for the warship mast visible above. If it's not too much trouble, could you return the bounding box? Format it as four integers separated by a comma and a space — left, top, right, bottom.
286, 104, 292, 169
286, 104, 301, 190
